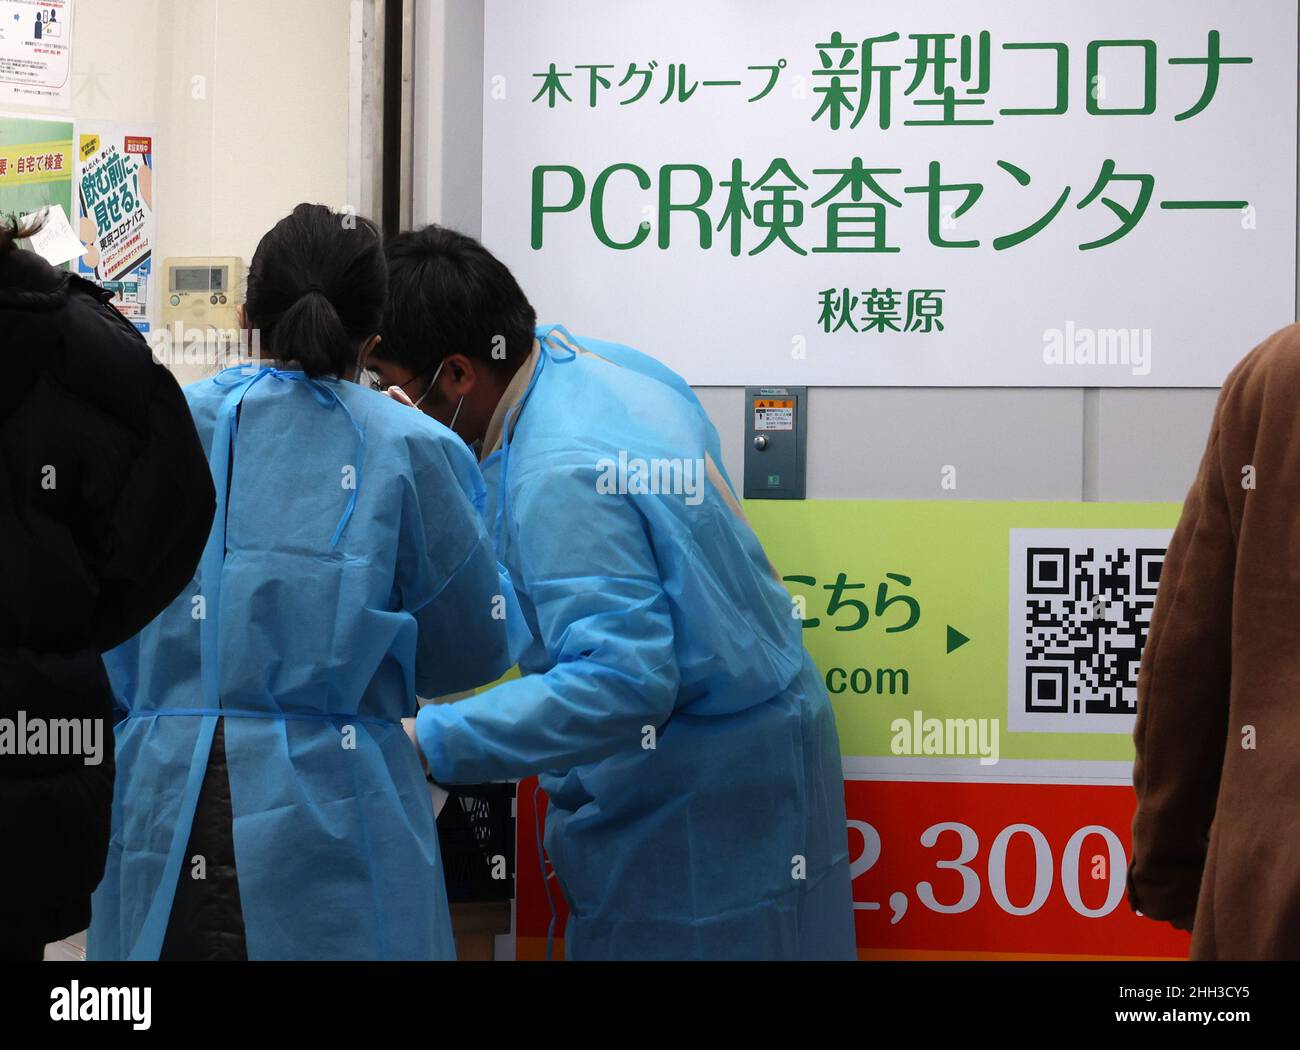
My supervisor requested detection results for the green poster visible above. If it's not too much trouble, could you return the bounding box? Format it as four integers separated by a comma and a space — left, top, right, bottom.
744, 500, 1182, 764
0, 114, 75, 232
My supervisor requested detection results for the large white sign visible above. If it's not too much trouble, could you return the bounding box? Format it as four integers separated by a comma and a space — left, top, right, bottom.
482, 0, 1297, 387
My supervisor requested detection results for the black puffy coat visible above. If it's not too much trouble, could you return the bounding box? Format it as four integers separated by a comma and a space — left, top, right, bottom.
0, 246, 215, 951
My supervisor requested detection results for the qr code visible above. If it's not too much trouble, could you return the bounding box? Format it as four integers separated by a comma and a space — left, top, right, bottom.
1008, 529, 1172, 735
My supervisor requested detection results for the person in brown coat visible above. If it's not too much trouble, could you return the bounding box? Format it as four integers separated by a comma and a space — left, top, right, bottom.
1128, 321, 1300, 960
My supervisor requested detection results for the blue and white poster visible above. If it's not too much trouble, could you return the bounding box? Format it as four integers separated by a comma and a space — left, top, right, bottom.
76, 124, 156, 334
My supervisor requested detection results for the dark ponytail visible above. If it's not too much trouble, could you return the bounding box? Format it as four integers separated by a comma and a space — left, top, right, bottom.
245, 203, 387, 378
0, 212, 47, 253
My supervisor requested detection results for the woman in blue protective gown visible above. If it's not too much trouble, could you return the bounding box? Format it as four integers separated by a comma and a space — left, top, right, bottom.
368, 225, 856, 960
87, 205, 522, 960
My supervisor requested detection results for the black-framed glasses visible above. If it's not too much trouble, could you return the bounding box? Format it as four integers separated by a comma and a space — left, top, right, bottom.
357, 358, 438, 394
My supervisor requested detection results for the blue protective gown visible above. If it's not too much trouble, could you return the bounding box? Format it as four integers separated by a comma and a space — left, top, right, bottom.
417, 327, 855, 960
88, 366, 523, 960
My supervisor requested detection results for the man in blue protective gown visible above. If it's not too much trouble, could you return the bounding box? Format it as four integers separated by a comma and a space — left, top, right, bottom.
370, 225, 856, 961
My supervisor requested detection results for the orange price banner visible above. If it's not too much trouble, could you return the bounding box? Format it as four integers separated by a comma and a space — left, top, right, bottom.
846, 778, 1190, 959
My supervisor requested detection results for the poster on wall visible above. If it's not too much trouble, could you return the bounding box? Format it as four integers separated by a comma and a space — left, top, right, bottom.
0, 0, 74, 109
482, 0, 1297, 387
515, 500, 1193, 960
76, 125, 157, 333
0, 111, 73, 246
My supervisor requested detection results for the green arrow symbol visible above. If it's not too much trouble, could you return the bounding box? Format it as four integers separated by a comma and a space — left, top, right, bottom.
946, 625, 970, 654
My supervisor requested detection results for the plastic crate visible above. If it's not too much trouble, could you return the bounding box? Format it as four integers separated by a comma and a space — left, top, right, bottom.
436, 781, 515, 903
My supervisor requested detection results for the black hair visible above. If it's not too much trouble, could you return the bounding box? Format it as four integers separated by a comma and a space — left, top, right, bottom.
380, 224, 536, 378
0, 212, 46, 253
245, 203, 387, 378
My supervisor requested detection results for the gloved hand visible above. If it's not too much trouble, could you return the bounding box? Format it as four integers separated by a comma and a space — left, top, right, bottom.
387, 385, 418, 409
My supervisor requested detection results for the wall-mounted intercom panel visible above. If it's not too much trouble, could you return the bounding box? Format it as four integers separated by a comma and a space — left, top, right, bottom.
743, 386, 808, 500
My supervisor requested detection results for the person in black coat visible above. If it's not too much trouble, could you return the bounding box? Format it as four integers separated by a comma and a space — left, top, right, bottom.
0, 216, 216, 960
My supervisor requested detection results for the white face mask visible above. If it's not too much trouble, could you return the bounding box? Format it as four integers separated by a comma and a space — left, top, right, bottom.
415, 357, 464, 432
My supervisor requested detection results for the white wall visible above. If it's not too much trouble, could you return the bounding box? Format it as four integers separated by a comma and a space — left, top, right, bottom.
151, 0, 355, 266
7, 0, 355, 318
413, 0, 480, 233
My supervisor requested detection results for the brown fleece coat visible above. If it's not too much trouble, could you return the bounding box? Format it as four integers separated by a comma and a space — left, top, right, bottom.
1128, 322, 1300, 960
